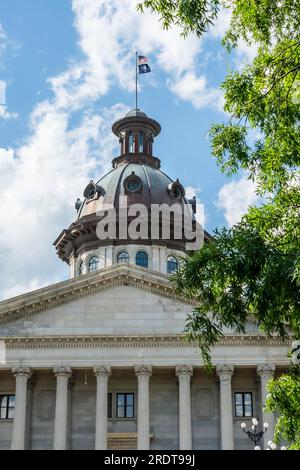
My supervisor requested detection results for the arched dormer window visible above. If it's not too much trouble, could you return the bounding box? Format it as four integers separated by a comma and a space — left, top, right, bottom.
88, 256, 99, 273
136, 251, 149, 268
138, 132, 143, 153
78, 260, 84, 276
167, 255, 178, 274
128, 132, 134, 153
117, 251, 130, 263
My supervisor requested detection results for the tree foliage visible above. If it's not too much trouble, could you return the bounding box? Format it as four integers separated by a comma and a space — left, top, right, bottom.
265, 369, 300, 450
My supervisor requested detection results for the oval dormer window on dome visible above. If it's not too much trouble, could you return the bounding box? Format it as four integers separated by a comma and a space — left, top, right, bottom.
124, 172, 143, 194
83, 181, 105, 201
168, 180, 185, 200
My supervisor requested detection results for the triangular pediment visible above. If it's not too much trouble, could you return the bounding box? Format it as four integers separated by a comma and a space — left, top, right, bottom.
0, 265, 194, 337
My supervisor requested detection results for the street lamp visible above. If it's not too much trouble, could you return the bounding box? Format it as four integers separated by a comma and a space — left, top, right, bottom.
240, 418, 268, 450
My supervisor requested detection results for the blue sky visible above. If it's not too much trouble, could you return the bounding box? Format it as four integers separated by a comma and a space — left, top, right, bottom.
0, 0, 258, 299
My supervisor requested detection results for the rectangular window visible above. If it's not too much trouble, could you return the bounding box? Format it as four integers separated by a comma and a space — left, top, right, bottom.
107, 393, 112, 419
0, 395, 15, 420
234, 392, 253, 417
116, 393, 134, 418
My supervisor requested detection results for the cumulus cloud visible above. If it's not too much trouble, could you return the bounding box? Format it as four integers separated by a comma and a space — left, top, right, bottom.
216, 175, 258, 226
171, 72, 224, 111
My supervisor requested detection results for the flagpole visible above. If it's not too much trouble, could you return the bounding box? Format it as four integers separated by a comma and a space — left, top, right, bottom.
135, 51, 138, 110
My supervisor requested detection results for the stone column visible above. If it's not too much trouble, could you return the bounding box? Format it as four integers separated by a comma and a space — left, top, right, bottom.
216, 365, 234, 450
53, 366, 72, 450
257, 364, 276, 447
135, 366, 152, 450
11, 367, 31, 450
25, 377, 35, 450
176, 365, 193, 450
94, 366, 111, 450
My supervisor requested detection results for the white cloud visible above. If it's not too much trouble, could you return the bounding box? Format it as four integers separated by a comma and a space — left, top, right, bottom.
171, 72, 224, 111
209, 7, 232, 39
216, 175, 258, 226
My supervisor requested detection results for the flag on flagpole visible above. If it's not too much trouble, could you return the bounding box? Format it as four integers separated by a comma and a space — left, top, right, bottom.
138, 55, 151, 74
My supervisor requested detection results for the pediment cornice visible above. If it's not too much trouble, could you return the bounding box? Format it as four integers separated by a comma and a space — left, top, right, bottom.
0, 265, 196, 325
1, 334, 290, 349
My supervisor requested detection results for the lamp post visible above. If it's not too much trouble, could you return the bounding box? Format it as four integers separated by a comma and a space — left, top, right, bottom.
240, 418, 268, 450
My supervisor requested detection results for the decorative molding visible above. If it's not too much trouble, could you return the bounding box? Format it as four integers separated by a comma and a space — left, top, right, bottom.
135, 365, 152, 377
2, 334, 290, 350
216, 365, 234, 382
0, 265, 196, 326
175, 365, 193, 377
257, 364, 276, 378
93, 366, 111, 378
53, 366, 72, 378
12, 367, 32, 378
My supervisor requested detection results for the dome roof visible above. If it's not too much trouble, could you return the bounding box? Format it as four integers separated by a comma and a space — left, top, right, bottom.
54, 108, 210, 264
77, 163, 187, 220
125, 108, 147, 118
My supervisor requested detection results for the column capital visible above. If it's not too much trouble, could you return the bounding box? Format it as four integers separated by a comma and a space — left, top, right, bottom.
93, 366, 111, 378
257, 364, 276, 378
175, 365, 193, 377
12, 367, 32, 379
135, 365, 152, 377
216, 365, 234, 382
53, 366, 72, 378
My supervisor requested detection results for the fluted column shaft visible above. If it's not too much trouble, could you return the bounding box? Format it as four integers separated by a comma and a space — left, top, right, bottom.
53, 367, 72, 450
11, 367, 31, 450
216, 365, 234, 450
94, 366, 111, 450
257, 364, 276, 447
135, 366, 152, 450
176, 366, 193, 450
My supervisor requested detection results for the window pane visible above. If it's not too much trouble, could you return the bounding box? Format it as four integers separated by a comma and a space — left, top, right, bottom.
244, 393, 252, 405
0, 396, 7, 407
0, 408, 7, 419
89, 256, 99, 272
117, 406, 125, 418
8, 396, 15, 407
245, 405, 252, 417
126, 394, 134, 406
117, 251, 129, 263
235, 393, 243, 405
138, 133, 143, 153
136, 251, 148, 268
167, 256, 178, 274
8, 407, 15, 419
117, 394, 125, 406
235, 405, 244, 417
129, 133, 134, 153
126, 406, 134, 418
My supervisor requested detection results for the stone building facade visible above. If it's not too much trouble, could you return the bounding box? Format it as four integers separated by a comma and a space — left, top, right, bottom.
0, 109, 289, 450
